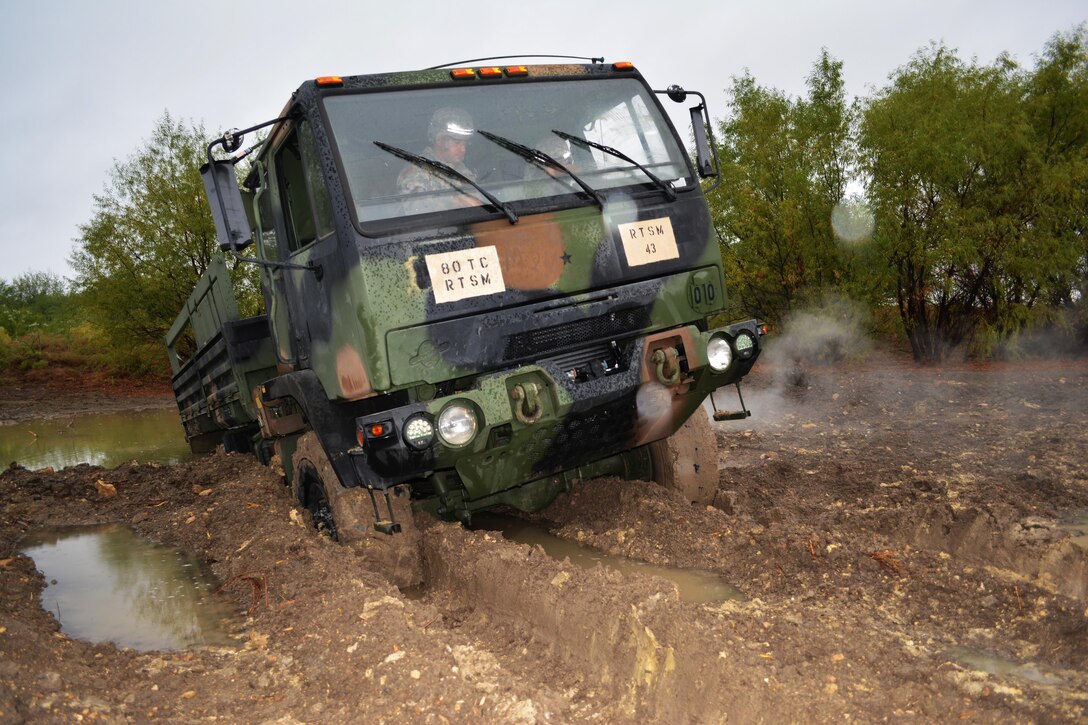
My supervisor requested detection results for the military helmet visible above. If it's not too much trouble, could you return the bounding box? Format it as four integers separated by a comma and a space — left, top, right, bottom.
428, 107, 474, 143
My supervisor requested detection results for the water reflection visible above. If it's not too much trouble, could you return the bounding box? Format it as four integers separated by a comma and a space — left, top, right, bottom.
21, 525, 240, 651
0, 409, 190, 470
946, 645, 1064, 686
472, 513, 744, 604
1059, 515, 1088, 547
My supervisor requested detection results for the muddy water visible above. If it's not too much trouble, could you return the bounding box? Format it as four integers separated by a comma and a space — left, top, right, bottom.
472, 513, 744, 604
0, 409, 190, 470
946, 646, 1064, 686
20, 525, 241, 651
1059, 515, 1088, 547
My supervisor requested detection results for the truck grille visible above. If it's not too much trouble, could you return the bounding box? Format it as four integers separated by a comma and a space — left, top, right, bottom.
503, 307, 649, 360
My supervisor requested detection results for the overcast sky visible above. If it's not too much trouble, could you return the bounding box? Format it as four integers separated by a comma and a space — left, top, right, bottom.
0, 0, 1083, 282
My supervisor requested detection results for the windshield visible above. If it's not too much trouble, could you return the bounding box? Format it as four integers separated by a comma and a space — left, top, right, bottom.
322, 78, 693, 229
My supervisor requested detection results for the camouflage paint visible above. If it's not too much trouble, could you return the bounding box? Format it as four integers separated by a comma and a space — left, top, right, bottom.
172, 62, 762, 522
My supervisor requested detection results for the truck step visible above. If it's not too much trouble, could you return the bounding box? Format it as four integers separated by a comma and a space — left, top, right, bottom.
374, 520, 402, 535
713, 410, 751, 421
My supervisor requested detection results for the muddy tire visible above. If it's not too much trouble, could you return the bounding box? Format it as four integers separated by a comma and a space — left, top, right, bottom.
292, 432, 424, 587
649, 405, 719, 505
298, 472, 338, 539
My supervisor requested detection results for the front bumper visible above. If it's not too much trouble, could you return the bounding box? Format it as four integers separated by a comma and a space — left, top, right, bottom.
354, 319, 761, 501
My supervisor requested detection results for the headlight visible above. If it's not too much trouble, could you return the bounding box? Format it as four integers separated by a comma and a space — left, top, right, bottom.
734, 331, 756, 360
437, 403, 478, 447
707, 335, 733, 372
403, 414, 435, 450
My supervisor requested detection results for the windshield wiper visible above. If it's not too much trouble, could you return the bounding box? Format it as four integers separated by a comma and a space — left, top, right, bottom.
477, 130, 605, 209
552, 130, 677, 202
373, 141, 518, 224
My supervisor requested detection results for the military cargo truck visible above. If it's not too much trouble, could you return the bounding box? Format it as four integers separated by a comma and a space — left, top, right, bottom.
166, 58, 762, 585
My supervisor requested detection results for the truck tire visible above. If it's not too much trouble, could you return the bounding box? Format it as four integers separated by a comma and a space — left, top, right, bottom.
292, 433, 424, 588
649, 406, 720, 506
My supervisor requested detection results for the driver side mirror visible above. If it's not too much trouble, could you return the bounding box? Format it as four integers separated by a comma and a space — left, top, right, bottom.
201, 159, 254, 252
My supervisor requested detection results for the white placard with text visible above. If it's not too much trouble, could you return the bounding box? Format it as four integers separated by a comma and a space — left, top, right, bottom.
617, 217, 679, 266
426, 245, 506, 304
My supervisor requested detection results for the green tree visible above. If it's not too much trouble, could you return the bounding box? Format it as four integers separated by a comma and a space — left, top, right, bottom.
709, 50, 870, 326
0, 271, 76, 336
1021, 28, 1088, 348
860, 30, 1088, 362
71, 112, 259, 370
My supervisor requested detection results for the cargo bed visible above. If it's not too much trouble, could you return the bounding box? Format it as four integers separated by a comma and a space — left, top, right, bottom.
165, 255, 277, 452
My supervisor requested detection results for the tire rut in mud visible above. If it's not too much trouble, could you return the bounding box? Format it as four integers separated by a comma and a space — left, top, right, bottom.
415, 517, 766, 722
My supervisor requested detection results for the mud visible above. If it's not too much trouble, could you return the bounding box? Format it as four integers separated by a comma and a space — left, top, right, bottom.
1, 357, 1087, 723
0, 369, 173, 424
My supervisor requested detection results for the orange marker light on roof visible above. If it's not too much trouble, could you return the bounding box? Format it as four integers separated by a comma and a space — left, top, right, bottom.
612, 61, 635, 71
478, 66, 503, 78
504, 65, 529, 77
450, 67, 476, 79
316, 76, 343, 87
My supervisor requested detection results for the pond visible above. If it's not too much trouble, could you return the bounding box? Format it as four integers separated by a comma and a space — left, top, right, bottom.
0, 409, 191, 470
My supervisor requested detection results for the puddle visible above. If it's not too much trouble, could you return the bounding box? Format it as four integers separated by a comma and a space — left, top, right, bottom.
20, 524, 241, 651
1058, 515, 1088, 547
472, 513, 744, 604
946, 646, 1064, 686
0, 409, 191, 470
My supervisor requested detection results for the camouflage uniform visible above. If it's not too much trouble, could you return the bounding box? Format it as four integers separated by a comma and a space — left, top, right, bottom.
397, 108, 478, 216
396, 149, 478, 216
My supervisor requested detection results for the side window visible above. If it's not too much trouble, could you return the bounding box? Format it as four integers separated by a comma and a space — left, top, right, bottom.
299, 122, 335, 239
253, 161, 279, 262
274, 120, 334, 253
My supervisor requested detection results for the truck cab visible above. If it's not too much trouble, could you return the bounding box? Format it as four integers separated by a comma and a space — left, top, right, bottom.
169, 60, 761, 584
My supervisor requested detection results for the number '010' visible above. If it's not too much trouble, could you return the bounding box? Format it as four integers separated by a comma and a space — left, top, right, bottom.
692, 283, 716, 305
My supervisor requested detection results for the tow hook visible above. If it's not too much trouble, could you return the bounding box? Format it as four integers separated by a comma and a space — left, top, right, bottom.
652, 347, 681, 386
512, 382, 543, 424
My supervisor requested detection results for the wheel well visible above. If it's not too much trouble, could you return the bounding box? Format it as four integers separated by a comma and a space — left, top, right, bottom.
295, 459, 324, 508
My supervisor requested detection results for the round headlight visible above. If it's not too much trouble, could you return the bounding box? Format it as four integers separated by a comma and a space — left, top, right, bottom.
437, 403, 478, 447
734, 331, 756, 360
403, 414, 435, 450
707, 335, 733, 372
